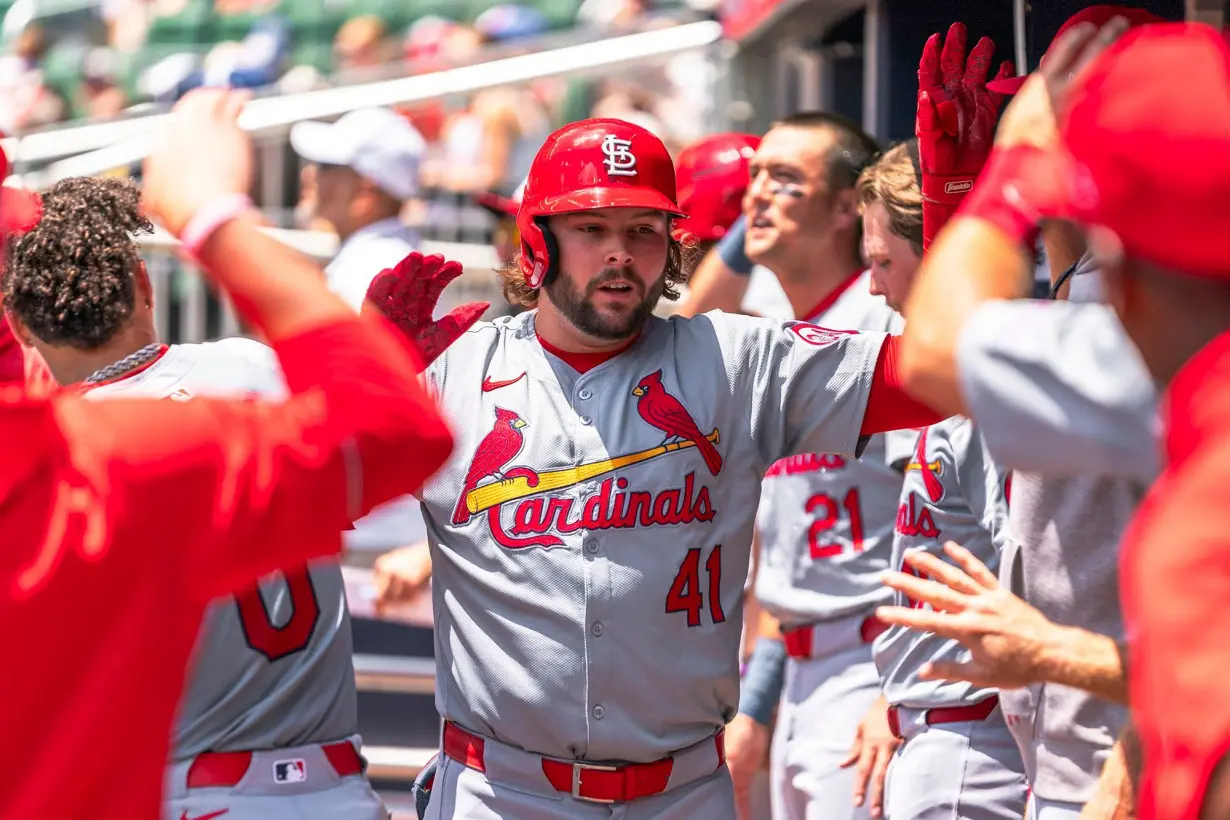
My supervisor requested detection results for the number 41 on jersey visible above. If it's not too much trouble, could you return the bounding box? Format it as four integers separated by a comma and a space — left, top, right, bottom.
666, 545, 726, 627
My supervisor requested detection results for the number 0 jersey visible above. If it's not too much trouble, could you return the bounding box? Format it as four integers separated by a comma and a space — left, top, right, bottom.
85, 339, 358, 759
755, 272, 911, 627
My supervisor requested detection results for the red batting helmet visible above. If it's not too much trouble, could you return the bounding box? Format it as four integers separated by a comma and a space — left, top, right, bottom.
516, 118, 686, 288
674, 133, 760, 242
987, 4, 1166, 95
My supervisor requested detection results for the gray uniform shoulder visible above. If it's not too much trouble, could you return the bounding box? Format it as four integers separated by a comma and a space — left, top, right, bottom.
957, 299, 1158, 482
429, 313, 526, 385
195, 337, 287, 400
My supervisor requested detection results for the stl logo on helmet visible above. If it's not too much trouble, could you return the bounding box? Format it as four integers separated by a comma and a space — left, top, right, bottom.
451, 370, 722, 550
601, 134, 638, 177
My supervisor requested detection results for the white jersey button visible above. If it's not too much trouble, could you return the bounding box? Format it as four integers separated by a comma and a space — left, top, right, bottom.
591, 622, 604, 636
578, 388, 593, 400
585, 539, 600, 554
592, 705, 605, 719
580, 415, 593, 425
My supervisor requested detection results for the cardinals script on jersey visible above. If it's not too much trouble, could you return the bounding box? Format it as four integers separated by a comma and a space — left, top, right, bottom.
418, 309, 889, 768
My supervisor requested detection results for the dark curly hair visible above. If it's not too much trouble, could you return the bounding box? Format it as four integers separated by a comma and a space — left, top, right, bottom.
3, 176, 152, 350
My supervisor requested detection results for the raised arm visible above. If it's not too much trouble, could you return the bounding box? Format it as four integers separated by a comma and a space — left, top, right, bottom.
49, 312, 452, 604
27, 89, 456, 604
899, 19, 1131, 416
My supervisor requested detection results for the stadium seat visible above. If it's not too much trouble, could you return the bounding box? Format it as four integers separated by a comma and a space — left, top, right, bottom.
214, 11, 261, 43
291, 41, 335, 74
144, 1, 211, 46
39, 42, 86, 119
531, 0, 585, 29
404, 0, 460, 24
462, 0, 504, 25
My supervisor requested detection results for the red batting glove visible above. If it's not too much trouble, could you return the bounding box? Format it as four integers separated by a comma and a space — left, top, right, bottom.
362, 252, 490, 367
916, 22, 1014, 251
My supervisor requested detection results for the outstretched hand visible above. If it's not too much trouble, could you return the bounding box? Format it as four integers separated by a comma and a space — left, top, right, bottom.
875, 541, 1060, 690
841, 695, 900, 819
917, 23, 1014, 180
363, 252, 490, 366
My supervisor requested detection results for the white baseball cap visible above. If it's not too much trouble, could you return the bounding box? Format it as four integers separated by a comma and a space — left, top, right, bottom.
290, 108, 426, 201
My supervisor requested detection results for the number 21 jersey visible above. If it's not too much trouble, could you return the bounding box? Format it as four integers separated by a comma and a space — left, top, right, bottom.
85, 338, 357, 758
755, 271, 910, 627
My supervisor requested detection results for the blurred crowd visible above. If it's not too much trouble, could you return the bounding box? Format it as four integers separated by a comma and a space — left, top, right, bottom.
0, 0, 712, 138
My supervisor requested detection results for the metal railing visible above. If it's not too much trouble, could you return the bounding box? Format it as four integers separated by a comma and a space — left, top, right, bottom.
353, 654, 436, 696
137, 227, 502, 344
3, 20, 725, 187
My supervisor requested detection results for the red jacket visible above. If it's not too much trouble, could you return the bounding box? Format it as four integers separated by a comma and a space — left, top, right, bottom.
0, 315, 452, 819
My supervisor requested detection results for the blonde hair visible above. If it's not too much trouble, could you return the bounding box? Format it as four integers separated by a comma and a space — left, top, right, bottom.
856, 142, 924, 257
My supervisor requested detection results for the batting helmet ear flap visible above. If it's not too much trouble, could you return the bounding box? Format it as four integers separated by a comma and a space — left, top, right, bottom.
517, 217, 559, 289
538, 218, 561, 288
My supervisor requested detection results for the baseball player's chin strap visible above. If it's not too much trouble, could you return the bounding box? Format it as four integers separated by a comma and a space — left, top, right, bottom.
1048, 259, 1081, 300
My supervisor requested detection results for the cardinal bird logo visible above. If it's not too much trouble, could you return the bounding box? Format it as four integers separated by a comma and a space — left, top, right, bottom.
904, 427, 945, 503
453, 407, 528, 524
632, 369, 723, 476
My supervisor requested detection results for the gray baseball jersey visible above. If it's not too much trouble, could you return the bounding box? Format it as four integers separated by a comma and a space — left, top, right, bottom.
956, 299, 1158, 483
86, 338, 358, 759
419, 309, 887, 762
956, 297, 1153, 803
755, 272, 909, 627
874, 416, 1011, 708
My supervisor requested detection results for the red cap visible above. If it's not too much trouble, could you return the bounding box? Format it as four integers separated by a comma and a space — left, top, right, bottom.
987, 4, 1167, 94
475, 177, 525, 218
674, 132, 760, 242
0, 142, 40, 239
475, 191, 520, 217
1060, 23, 1230, 278
517, 118, 685, 287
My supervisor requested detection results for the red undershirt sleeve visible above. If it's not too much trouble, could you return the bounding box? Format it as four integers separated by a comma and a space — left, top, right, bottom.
861, 335, 947, 436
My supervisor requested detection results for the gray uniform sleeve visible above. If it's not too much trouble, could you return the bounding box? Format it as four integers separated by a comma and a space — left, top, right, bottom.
950, 421, 1009, 540
734, 317, 886, 465
956, 300, 1159, 483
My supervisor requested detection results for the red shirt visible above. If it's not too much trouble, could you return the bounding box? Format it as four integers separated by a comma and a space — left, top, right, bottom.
0, 317, 452, 819
0, 316, 24, 384
1122, 329, 1230, 820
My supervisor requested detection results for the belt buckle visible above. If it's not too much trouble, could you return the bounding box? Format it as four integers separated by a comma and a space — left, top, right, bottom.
571, 761, 620, 803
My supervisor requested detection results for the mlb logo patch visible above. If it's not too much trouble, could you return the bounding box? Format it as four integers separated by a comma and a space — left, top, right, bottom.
273, 759, 307, 784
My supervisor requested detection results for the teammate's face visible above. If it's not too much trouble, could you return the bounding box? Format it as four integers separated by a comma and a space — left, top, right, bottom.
863, 202, 921, 314
306, 164, 362, 236
543, 209, 670, 341
743, 125, 855, 278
